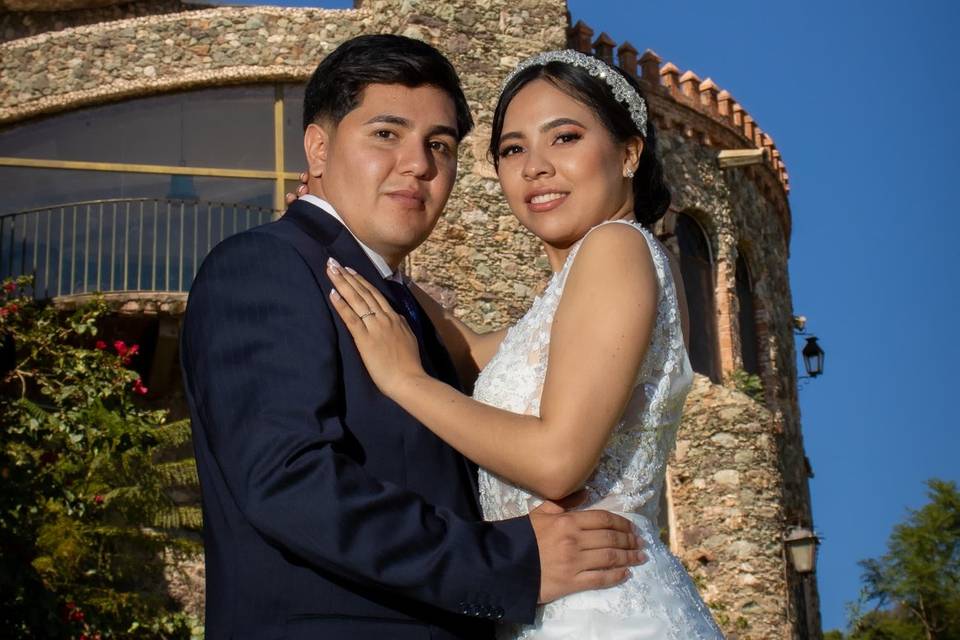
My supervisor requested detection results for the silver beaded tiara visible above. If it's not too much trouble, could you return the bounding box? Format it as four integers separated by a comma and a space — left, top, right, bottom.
501, 49, 648, 136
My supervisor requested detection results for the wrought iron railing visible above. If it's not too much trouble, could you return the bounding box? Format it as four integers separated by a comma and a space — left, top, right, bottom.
0, 198, 274, 298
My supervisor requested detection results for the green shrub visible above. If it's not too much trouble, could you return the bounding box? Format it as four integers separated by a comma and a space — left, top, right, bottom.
0, 276, 201, 639
727, 368, 765, 403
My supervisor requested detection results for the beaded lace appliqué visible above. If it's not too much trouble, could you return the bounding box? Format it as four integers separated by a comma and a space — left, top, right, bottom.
473, 220, 723, 639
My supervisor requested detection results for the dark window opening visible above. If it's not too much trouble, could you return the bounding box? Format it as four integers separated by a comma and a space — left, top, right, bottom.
675, 213, 720, 382
736, 254, 760, 376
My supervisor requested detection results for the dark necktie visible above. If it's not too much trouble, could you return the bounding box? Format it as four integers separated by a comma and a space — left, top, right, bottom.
385, 279, 423, 338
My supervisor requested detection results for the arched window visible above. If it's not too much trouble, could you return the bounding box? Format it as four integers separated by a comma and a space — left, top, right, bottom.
0, 84, 306, 296
736, 253, 761, 376
675, 213, 720, 382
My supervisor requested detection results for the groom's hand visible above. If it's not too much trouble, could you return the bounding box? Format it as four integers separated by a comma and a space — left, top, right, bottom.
529, 501, 646, 604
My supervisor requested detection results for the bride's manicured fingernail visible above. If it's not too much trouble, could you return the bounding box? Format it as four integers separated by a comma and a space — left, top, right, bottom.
327, 257, 341, 274
345, 266, 357, 275
330, 289, 341, 300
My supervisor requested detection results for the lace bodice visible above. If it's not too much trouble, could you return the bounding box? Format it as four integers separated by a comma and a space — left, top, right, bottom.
474, 219, 693, 524
471, 220, 722, 639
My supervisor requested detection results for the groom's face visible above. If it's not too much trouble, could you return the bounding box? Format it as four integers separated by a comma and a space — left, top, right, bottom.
305, 83, 460, 268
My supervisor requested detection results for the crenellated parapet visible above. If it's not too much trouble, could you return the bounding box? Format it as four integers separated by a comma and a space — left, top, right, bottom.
567, 20, 791, 243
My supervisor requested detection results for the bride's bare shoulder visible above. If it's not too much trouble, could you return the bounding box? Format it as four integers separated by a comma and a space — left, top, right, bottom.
568, 221, 654, 284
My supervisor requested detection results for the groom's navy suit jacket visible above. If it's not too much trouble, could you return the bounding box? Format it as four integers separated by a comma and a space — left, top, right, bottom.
180, 200, 540, 639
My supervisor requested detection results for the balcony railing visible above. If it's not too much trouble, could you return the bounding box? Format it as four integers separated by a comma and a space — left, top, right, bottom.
0, 198, 274, 298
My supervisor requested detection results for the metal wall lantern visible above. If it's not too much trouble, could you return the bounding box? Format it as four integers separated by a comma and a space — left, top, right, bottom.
801, 337, 824, 378
785, 527, 819, 574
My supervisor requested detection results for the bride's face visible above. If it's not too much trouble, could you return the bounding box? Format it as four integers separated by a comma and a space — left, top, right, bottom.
495, 79, 637, 250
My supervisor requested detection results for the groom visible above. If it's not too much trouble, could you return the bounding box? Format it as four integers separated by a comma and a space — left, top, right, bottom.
180, 35, 643, 640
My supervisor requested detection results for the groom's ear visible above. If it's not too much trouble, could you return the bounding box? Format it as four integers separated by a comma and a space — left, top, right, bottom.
304, 122, 332, 179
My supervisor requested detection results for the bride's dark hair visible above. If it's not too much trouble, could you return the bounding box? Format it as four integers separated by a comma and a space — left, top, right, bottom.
489, 61, 671, 227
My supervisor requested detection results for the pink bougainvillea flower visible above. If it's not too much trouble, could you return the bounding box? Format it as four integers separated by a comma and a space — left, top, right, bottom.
95, 340, 107, 350
122, 344, 140, 364
113, 340, 128, 357
132, 378, 148, 395
93, 494, 104, 505
2, 282, 14, 293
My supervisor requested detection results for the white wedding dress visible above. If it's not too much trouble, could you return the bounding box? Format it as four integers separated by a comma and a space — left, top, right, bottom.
474, 220, 724, 639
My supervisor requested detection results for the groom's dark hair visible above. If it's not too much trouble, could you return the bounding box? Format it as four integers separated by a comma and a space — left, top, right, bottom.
303, 34, 473, 141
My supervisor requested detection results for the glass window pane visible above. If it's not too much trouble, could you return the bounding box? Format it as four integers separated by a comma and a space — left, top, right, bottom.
0, 166, 273, 214
0, 86, 275, 170
283, 83, 307, 173
0, 166, 273, 296
0, 166, 171, 215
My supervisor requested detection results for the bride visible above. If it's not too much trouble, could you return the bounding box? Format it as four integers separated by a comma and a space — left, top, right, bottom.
324, 50, 724, 639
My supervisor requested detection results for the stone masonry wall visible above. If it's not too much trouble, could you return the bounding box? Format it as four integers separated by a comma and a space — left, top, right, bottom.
0, 2, 819, 636
656, 125, 806, 639
673, 375, 788, 637
0, 6, 370, 121
0, 1, 194, 43
382, 0, 571, 329
0, 0, 566, 330
562, 22, 818, 638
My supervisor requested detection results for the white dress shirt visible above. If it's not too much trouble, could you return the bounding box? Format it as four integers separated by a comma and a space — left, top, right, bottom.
299, 194, 401, 282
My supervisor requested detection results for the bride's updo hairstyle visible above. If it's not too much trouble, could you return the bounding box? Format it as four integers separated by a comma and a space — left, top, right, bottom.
489, 58, 671, 227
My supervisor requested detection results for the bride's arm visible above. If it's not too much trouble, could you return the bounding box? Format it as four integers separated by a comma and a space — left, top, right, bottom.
408, 283, 507, 387
328, 223, 656, 500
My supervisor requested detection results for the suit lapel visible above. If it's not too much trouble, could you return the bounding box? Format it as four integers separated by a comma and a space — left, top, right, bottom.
279, 200, 480, 501
282, 200, 393, 302
280, 201, 463, 387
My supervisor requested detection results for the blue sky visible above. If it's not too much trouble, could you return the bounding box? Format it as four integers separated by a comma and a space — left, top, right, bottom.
273, 0, 959, 631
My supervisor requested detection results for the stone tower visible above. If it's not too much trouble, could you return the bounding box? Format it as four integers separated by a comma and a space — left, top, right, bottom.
0, 0, 820, 637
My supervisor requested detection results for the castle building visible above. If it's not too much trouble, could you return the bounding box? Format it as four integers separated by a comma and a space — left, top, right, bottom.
0, 1, 822, 637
